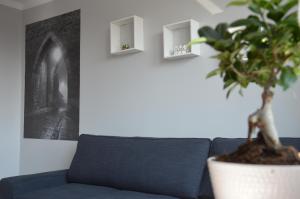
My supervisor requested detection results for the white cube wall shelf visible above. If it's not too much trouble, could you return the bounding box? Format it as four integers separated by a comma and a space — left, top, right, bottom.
163, 19, 200, 60
110, 16, 144, 55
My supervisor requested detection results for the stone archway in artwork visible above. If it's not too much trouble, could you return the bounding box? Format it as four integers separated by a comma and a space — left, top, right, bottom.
31, 32, 69, 113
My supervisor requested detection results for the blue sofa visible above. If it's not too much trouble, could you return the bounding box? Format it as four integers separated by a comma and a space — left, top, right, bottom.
1, 135, 299, 199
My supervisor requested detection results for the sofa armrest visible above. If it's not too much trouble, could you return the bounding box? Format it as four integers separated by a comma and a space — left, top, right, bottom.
0, 170, 68, 199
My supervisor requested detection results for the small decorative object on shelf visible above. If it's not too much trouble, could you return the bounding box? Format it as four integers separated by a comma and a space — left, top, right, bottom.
121, 43, 130, 50
163, 19, 200, 60
110, 15, 144, 55
171, 44, 191, 56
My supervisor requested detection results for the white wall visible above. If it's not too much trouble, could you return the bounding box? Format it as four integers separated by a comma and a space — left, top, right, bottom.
0, 5, 22, 179
20, 0, 300, 174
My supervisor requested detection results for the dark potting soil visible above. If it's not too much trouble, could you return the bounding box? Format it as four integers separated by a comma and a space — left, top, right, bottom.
217, 133, 300, 165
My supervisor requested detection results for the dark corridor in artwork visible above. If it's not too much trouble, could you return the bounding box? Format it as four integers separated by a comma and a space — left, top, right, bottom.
24, 10, 80, 141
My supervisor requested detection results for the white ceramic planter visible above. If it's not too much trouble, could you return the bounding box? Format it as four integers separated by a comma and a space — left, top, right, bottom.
208, 157, 300, 199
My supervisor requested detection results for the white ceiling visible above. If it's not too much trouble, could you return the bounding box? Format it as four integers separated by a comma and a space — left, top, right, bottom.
0, 0, 223, 14
0, 0, 53, 10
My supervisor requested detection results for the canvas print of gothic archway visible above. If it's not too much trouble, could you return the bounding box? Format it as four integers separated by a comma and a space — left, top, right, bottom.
24, 10, 80, 141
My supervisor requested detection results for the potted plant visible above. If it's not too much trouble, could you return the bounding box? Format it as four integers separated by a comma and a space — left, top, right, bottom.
191, 0, 300, 198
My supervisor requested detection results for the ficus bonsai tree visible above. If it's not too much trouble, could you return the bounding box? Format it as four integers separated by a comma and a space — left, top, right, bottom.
192, 0, 300, 161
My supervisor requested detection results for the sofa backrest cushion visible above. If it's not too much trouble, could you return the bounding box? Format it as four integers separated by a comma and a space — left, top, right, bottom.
199, 137, 300, 198
199, 138, 245, 198
280, 138, 300, 150
68, 134, 211, 199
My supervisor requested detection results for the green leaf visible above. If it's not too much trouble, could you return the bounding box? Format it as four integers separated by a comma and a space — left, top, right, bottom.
231, 19, 250, 27
187, 37, 207, 47
215, 23, 230, 38
281, 12, 299, 29
244, 31, 267, 40
293, 67, 300, 76
198, 26, 221, 40
254, 0, 273, 10
239, 77, 249, 88
243, 31, 269, 48
226, 83, 238, 99
213, 39, 234, 51
227, 0, 249, 6
268, 0, 298, 22
282, 0, 298, 13
206, 68, 221, 79
267, 9, 285, 22
279, 67, 298, 90
224, 79, 235, 89
196, 0, 300, 98
271, 0, 282, 5
248, 3, 261, 14
230, 15, 261, 31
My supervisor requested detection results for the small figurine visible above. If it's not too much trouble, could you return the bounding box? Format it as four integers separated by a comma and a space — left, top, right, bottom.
121, 43, 130, 50
182, 45, 187, 54
178, 45, 183, 55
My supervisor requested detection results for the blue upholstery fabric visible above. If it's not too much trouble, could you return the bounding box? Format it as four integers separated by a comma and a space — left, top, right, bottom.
281, 138, 300, 150
210, 137, 300, 157
0, 170, 67, 199
68, 135, 211, 199
199, 138, 246, 199
2, 136, 298, 199
210, 138, 246, 156
15, 184, 178, 199
199, 137, 300, 199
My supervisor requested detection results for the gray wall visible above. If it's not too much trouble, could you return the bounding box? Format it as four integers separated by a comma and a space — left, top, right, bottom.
0, 5, 22, 178
20, 0, 300, 174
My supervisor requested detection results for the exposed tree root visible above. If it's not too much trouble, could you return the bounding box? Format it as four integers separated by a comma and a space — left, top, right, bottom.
218, 133, 300, 165
248, 89, 281, 149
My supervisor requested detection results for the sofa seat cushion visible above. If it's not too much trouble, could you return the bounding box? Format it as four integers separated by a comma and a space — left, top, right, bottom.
15, 183, 179, 199
68, 135, 211, 199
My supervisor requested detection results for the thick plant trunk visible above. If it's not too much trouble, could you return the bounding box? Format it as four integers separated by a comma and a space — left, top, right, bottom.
248, 88, 282, 149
